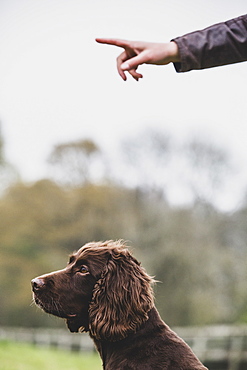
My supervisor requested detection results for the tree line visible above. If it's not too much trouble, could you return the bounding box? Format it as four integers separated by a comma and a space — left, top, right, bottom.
0, 129, 247, 328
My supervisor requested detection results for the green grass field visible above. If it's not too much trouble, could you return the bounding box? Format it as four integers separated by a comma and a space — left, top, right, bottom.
0, 341, 102, 370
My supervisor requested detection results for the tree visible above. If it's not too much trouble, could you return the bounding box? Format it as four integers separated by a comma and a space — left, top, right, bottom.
120, 129, 171, 192
120, 129, 232, 209
183, 138, 231, 205
0, 124, 19, 194
48, 139, 105, 187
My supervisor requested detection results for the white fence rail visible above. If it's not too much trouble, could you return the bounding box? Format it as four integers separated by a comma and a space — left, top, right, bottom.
1, 325, 247, 369
175, 325, 247, 370
0, 326, 94, 352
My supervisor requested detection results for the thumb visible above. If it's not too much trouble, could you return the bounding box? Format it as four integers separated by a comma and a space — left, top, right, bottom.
121, 52, 148, 71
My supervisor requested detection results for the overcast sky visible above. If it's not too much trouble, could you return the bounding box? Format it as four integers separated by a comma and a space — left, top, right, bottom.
0, 0, 246, 210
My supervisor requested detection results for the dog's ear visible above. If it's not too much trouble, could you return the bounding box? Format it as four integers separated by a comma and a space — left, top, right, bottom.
89, 248, 154, 341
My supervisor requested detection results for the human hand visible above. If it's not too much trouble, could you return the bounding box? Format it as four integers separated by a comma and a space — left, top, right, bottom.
95, 38, 180, 81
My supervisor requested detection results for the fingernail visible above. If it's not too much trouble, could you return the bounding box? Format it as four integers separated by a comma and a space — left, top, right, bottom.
121, 62, 130, 70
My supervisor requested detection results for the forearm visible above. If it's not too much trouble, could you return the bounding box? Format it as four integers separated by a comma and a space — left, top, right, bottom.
172, 14, 247, 72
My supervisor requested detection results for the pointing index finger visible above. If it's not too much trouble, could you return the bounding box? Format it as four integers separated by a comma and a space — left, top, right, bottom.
95, 38, 131, 49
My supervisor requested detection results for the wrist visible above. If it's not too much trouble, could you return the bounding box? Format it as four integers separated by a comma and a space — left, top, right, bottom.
169, 41, 180, 63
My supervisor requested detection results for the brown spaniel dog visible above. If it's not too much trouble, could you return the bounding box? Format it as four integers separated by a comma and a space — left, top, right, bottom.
31, 240, 208, 369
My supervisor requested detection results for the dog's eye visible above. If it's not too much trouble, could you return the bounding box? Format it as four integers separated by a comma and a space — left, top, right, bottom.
79, 266, 89, 274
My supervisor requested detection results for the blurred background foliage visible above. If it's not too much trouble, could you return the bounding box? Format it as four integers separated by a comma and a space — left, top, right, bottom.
1, 126, 247, 329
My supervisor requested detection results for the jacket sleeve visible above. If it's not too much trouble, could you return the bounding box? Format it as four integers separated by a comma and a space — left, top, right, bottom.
172, 14, 247, 72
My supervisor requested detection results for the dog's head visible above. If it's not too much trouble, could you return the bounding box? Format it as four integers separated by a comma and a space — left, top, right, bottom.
31, 240, 155, 341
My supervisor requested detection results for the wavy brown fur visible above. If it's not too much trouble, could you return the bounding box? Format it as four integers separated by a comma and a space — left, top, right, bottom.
32, 240, 208, 369
88, 241, 154, 341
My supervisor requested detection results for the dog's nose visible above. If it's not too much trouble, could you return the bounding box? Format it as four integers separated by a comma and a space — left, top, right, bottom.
31, 278, 46, 292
